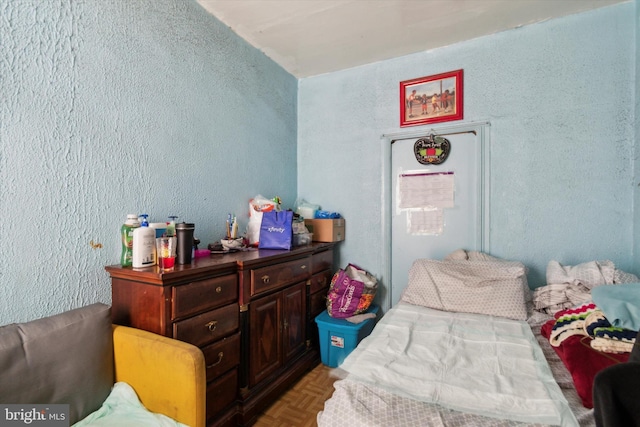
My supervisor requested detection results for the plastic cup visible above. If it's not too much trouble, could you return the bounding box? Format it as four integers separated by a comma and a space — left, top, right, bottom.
156, 237, 176, 270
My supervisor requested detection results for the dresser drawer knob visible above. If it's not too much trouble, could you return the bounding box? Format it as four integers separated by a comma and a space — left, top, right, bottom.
261, 275, 270, 284
207, 352, 224, 368
215, 286, 222, 293
205, 320, 218, 332
300, 265, 306, 269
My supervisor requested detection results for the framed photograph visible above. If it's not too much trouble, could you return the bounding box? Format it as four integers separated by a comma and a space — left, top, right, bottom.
400, 69, 463, 127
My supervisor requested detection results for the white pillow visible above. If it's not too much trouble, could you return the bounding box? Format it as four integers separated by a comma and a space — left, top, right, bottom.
443, 248, 503, 262
400, 258, 529, 320
72, 382, 187, 427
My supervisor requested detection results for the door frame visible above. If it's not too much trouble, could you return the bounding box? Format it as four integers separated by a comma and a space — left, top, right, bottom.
380, 120, 491, 311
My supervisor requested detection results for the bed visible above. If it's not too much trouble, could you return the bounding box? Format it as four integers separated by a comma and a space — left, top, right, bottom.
316, 254, 619, 427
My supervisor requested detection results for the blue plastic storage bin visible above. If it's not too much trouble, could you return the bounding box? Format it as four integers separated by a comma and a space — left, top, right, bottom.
315, 305, 379, 368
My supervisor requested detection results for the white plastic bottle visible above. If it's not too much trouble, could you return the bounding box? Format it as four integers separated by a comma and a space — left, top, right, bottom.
132, 214, 157, 268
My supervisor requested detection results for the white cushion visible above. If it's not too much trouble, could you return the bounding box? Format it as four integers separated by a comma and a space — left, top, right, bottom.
400, 258, 529, 320
73, 382, 187, 427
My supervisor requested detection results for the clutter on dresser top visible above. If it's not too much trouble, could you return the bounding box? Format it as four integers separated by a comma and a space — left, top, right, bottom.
118, 197, 344, 267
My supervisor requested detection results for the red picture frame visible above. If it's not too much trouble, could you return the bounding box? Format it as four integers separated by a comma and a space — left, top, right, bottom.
400, 69, 463, 127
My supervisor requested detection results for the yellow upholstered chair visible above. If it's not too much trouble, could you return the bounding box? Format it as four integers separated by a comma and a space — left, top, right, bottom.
0, 303, 206, 427
112, 325, 207, 427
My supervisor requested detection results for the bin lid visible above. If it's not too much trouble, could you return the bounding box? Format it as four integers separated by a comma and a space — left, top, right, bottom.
315, 305, 379, 326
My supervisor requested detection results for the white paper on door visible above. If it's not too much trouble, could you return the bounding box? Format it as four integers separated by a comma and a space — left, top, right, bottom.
397, 171, 455, 235
408, 208, 443, 235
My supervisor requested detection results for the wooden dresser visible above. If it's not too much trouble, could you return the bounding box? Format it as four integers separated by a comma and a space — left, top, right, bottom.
106, 242, 335, 426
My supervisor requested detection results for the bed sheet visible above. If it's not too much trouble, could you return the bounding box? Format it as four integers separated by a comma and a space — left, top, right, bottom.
317, 304, 594, 427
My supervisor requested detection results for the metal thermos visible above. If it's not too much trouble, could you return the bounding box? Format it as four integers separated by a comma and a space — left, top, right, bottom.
176, 222, 195, 264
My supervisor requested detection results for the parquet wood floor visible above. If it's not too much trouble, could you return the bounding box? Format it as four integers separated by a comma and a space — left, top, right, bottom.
253, 363, 338, 427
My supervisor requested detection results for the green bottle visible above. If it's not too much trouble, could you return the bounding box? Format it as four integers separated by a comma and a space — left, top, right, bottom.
120, 214, 140, 267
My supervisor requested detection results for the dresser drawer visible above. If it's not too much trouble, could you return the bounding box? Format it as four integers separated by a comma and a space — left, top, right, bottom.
310, 289, 327, 318
172, 274, 237, 319
173, 303, 238, 347
312, 249, 334, 274
206, 369, 238, 417
202, 332, 240, 382
310, 269, 333, 294
250, 258, 311, 296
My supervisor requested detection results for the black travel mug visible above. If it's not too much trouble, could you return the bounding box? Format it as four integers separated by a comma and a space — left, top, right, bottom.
176, 222, 195, 264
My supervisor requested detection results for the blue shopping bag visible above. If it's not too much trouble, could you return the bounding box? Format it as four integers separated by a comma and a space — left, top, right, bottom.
258, 211, 293, 250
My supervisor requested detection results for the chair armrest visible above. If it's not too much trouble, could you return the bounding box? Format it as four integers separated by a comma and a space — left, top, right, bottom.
112, 325, 206, 427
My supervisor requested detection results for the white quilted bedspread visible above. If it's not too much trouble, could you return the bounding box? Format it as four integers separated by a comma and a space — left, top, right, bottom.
322, 303, 579, 427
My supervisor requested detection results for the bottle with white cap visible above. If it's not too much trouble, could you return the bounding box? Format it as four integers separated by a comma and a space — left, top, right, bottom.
132, 214, 157, 268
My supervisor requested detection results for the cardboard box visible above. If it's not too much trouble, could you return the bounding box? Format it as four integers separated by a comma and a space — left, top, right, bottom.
304, 218, 345, 242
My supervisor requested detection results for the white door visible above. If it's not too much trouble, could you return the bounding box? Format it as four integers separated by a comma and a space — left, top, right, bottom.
390, 127, 488, 305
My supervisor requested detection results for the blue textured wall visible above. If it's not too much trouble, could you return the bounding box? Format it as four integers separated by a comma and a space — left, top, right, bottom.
0, 0, 297, 324
1, 0, 636, 325
298, 3, 636, 289
635, 0, 640, 274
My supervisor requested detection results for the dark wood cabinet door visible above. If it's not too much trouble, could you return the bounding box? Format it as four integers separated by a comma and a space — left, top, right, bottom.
249, 292, 281, 386
282, 282, 306, 362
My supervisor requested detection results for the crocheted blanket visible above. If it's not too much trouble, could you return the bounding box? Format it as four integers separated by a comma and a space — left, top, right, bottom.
548, 302, 636, 353
548, 303, 596, 347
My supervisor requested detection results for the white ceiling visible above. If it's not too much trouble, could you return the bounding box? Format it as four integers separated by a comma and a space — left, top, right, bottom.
196, 0, 627, 78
